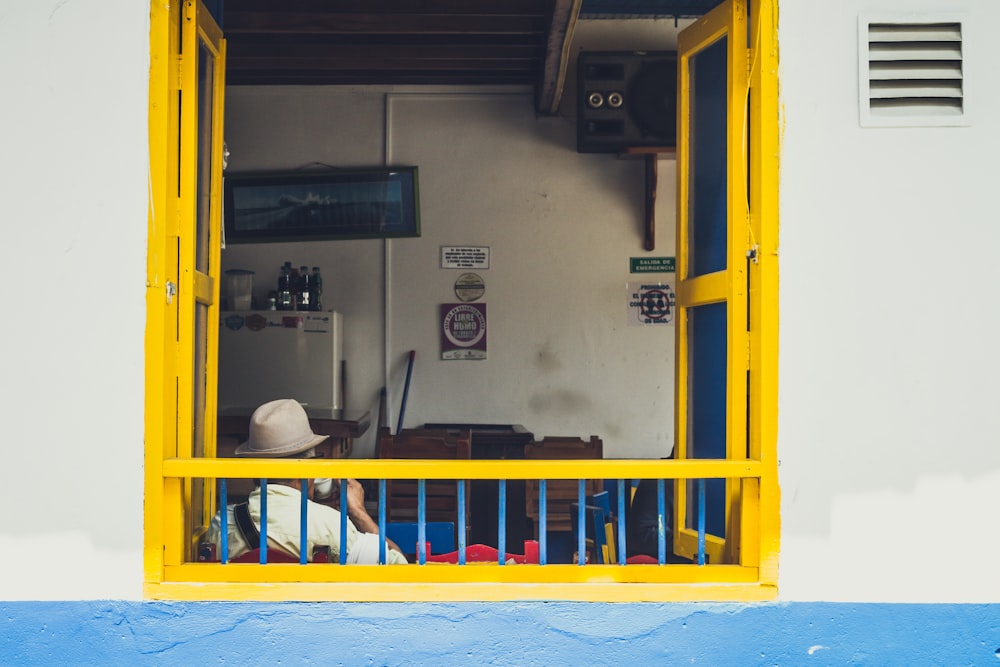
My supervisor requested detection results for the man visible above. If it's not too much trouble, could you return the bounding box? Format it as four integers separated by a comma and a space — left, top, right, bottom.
209, 398, 408, 564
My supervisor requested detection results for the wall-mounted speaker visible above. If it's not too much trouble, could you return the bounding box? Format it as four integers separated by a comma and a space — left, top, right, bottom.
576, 50, 677, 154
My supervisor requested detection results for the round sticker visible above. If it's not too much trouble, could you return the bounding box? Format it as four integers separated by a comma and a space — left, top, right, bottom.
454, 272, 486, 302
442, 304, 487, 347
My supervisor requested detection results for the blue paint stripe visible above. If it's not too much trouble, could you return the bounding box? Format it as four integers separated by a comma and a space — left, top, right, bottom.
3, 601, 1000, 664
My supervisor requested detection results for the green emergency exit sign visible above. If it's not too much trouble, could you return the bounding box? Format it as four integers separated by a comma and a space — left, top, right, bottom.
630, 257, 675, 273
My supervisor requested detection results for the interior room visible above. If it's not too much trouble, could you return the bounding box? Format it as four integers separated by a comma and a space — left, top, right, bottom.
217, 4, 698, 459
212, 1, 726, 563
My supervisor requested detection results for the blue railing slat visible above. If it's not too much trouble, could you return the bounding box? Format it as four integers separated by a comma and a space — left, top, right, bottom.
220, 478, 229, 564
418, 479, 427, 565
299, 478, 308, 564
378, 478, 387, 565
617, 479, 626, 565
539, 479, 547, 565
498, 479, 507, 565
656, 478, 666, 565
697, 478, 706, 566
577, 479, 586, 566
259, 479, 268, 564
339, 478, 348, 565
457, 480, 466, 565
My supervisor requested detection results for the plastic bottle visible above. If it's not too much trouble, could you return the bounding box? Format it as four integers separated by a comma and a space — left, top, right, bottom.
298, 265, 312, 311
288, 264, 300, 310
310, 266, 323, 311
277, 265, 293, 310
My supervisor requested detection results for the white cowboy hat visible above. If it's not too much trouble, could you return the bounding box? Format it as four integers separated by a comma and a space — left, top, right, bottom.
235, 398, 329, 457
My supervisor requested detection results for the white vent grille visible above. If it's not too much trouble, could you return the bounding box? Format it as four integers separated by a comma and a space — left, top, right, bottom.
859, 16, 967, 127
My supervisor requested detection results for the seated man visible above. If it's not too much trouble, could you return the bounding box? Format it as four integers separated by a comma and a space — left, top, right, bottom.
209, 398, 407, 564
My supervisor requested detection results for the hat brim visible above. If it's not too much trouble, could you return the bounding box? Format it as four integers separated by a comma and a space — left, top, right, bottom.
234, 432, 329, 457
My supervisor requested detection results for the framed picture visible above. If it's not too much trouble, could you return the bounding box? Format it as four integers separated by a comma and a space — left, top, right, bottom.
223, 167, 420, 243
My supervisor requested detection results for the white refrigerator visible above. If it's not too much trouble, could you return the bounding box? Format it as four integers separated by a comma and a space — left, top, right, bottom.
217, 310, 343, 417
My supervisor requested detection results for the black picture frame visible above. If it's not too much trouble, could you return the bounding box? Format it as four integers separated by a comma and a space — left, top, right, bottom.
223, 167, 420, 243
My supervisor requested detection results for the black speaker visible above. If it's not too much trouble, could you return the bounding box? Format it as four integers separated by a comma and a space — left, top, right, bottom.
576, 51, 677, 154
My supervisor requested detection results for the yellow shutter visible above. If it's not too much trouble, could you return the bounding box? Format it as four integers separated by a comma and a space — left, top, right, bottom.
674, 0, 749, 564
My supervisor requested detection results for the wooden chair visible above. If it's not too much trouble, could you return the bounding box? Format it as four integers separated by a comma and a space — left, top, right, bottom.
570, 491, 617, 564
377, 427, 472, 540
524, 435, 603, 536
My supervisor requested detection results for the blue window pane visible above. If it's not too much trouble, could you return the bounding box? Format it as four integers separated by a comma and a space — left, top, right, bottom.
686, 302, 727, 537
688, 36, 728, 278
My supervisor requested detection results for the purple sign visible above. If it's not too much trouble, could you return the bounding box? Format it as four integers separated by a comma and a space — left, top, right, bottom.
440, 303, 487, 360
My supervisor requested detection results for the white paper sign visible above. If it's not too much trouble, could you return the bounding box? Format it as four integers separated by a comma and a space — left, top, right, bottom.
441, 245, 490, 269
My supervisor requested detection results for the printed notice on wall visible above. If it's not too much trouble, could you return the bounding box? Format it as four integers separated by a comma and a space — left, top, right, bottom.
441, 245, 490, 269
627, 281, 676, 326
440, 303, 487, 359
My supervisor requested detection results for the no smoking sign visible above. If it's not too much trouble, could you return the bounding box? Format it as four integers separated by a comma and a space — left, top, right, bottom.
627, 281, 676, 326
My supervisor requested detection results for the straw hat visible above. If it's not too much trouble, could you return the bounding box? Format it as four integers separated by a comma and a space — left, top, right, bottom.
235, 399, 329, 457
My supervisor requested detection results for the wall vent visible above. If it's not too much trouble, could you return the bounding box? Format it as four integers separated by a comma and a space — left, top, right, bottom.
859, 16, 967, 127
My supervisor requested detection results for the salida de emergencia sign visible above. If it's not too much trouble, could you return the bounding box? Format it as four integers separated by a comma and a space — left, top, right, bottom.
440, 303, 487, 359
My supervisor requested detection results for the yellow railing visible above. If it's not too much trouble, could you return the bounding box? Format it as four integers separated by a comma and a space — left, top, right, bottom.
149, 458, 775, 601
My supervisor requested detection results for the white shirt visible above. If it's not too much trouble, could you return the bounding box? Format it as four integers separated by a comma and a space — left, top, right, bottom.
208, 483, 408, 565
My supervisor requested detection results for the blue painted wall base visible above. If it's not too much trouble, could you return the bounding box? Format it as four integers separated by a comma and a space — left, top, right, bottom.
2, 601, 999, 664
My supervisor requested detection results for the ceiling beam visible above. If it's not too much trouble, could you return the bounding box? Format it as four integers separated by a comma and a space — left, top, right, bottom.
536, 0, 582, 115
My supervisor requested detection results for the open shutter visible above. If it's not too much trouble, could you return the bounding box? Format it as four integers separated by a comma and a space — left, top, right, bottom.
674, 0, 749, 564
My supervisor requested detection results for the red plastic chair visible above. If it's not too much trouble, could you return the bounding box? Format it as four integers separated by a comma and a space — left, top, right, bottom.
426, 540, 539, 564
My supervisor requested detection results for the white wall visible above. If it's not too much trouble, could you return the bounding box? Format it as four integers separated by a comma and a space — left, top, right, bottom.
777, 0, 1000, 601
0, 0, 148, 599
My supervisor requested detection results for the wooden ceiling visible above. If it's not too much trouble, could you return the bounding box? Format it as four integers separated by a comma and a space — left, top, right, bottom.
222, 0, 716, 114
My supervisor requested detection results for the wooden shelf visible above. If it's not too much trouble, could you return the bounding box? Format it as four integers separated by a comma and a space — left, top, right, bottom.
618, 146, 676, 159
616, 147, 676, 250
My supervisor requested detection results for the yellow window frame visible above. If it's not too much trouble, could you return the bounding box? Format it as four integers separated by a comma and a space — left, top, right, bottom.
144, 0, 780, 602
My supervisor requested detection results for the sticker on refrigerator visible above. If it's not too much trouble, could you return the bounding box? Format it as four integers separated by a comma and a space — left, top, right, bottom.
440, 303, 487, 359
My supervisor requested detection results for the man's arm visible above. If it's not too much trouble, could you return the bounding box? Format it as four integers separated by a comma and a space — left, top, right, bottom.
342, 478, 404, 554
